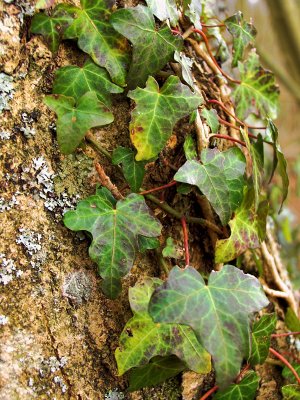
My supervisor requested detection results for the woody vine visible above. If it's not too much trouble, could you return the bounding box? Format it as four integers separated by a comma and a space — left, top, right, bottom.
31, 0, 300, 398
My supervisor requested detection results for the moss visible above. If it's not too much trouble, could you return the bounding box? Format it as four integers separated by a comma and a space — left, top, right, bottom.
140, 376, 181, 400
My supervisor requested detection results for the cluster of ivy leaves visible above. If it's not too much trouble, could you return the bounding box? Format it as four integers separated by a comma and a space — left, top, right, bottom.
31, 0, 294, 397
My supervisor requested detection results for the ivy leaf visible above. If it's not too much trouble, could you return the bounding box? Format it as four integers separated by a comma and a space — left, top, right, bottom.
215, 187, 268, 263
174, 51, 195, 88
63, 188, 162, 298
115, 277, 211, 376
285, 308, 300, 332
233, 50, 279, 119
129, 355, 185, 391
282, 384, 300, 400
266, 120, 289, 212
110, 5, 183, 88
128, 76, 202, 161
149, 265, 269, 387
174, 147, 246, 225
53, 59, 123, 107
282, 364, 300, 384
225, 12, 257, 67
249, 314, 277, 366
112, 147, 146, 192
183, 135, 197, 160
30, 6, 73, 52
214, 371, 259, 400
182, 0, 202, 30
44, 92, 114, 154
36, 0, 55, 10
138, 236, 160, 253
201, 108, 219, 133
162, 237, 181, 259
60, 0, 129, 87
145, 0, 179, 26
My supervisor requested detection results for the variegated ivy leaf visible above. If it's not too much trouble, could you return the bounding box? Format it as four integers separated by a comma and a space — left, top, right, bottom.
266, 120, 289, 212
44, 92, 114, 154
112, 147, 146, 193
149, 265, 269, 387
233, 50, 279, 119
128, 76, 202, 161
214, 371, 259, 399
31, 5, 73, 52
249, 314, 277, 366
174, 147, 246, 226
60, 0, 130, 87
110, 5, 183, 88
183, 135, 197, 160
53, 59, 123, 107
64, 188, 162, 299
215, 187, 268, 263
225, 12, 257, 67
145, 0, 180, 26
201, 108, 219, 133
115, 278, 211, 377
174, 51, 195, 88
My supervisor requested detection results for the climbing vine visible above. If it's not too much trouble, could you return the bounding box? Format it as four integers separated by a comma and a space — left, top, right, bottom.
31, 0, 299, 398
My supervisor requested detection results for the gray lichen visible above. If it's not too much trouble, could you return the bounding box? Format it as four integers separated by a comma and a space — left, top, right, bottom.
0, 315, 9, 325
0, 253, 23, 285
0, 73, 14, 112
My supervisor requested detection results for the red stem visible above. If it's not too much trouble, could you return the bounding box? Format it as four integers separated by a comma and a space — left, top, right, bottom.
181, 217, 190, 266
271, 331, 300, 338
269, 347, 300, 384
139, 181, 177, 195
210, 134, 246, 147
192, 29, 241, 84
218, 117, 266, 141
235, 364, 250, 383
199, 385, 219, 400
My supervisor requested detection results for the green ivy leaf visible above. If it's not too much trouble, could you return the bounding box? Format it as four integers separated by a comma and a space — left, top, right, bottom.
60, 0, 129, 87
225, 12, 257, 67
145, 0, 179, 26
129, 355, 185, 391
201, 108, 219, 133
128, 75, 202, 161
53, 59, 123, 107
285, 308, 300, 332
214, 371, 259, 399
233, 50, 279, 119
215, 187, 268, 263
249, 314, 277, 366
266, 120, 289, 212
149, 265, 269, 387
115, 278, 211, 376
174, 51, 195, 88
63, 188, 162, 298
162, 237, 181, 259
282, 364, 300, 385
174, 147, 246, 225
36, 0, 55, 10
183, 135, 198, 160
44, 92, 114, 154
112, 147, 146, 192
110, 5, 183, 88
30, 6, 73, 52
138, 236, 160, 253
282, 384, 300, 399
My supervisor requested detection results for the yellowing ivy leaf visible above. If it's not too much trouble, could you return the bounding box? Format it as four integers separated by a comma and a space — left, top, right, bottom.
145, 0, 180, 26
31, 6, 73, 52
60, 0, 130, 87
149, 265, 269, 387
225, 12, 257, 67
44, 92, 114, 154
214, 371, 259, 400
110, 5, 183, 88
174, 147, 246, 226
53, 59, 123, 107
233, 50, 279, 119
63, 188, 162, 298
116, 278, 211, 379
128, 76, 202, 161
215, 187, 268, 263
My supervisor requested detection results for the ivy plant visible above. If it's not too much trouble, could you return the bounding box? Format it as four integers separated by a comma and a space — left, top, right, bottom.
30, 0, 298, 396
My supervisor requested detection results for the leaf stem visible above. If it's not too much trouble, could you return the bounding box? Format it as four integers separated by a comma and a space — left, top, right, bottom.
202, 23, 225, 28
145, 194, 223, 235
271, 331, 300, 338
181, 217, 190, 266
210, 134, 247, 147
86, 132, 112, 161
139, 181, 177, 195
269, 347, 300, 384
199, 385, 219, 400
192, 29, 241, 84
